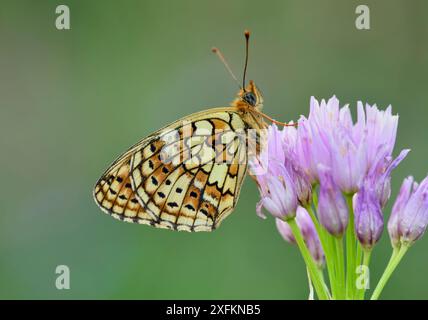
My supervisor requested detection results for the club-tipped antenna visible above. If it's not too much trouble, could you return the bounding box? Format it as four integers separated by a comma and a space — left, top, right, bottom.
242, 30, 250, 91
212, 47, 241, 89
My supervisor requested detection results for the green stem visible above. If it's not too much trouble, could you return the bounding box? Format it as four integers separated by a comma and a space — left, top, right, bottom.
313, 188, 319, 208
318, 269, 332, 299
306, 204, 337, 298
287, 218, 330, 300
306, 204, 323, 239
345, 194, 356, 299
334, 237, 346, 299
310, 188, 339, 299
327, 234, 338, 297
371, 245, 408, 300
356, 242, 363, 270
305, 268, 315, 300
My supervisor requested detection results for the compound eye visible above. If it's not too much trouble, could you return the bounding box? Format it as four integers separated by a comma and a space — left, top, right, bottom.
242, 92, 257, 106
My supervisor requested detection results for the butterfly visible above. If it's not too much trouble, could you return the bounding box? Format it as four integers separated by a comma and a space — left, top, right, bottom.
93, 31, 291, 232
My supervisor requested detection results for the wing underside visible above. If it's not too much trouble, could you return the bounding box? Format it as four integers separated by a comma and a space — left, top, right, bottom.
93, 108, 252, 232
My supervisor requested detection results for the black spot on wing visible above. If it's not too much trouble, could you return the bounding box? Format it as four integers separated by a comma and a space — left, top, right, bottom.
184, 204, 195, 211
167, 202, 179, 208
158, 192, 166, 198
151, 176, 158, 186
148, 160, 154, 170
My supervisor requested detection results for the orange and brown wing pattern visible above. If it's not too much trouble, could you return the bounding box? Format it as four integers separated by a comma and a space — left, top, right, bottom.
93, 108, 254, 232
130, 110, 249, 232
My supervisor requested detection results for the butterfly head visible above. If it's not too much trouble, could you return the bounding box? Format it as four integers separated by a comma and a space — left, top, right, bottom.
242, 80, 263, 108
232, 80, 264, 111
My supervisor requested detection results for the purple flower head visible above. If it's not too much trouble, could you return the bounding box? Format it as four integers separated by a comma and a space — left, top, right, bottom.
388, 175, 428, 247
317, 165, 349, 237
276, 207, 325, 267
354, 183, 384, 249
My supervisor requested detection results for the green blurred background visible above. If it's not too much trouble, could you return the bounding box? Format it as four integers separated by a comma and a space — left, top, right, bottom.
1, 0, 427, 299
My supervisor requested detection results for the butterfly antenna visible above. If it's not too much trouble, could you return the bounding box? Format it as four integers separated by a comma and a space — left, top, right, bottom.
212, 47, 242, 89
242, 30, 250, 91
251, 108, 298, 127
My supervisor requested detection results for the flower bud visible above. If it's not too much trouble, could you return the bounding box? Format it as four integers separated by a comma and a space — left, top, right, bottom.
389, 175, 428, 247
288, 164, 312, 207
355, 184, 384, 249
387, 176, 414, 248
317, 165, 349, 237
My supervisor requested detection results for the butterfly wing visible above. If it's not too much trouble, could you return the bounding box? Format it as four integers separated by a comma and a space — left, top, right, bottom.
93, 107, 252, 232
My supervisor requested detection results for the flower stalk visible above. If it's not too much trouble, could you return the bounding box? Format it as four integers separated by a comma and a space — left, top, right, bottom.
345, 194, 357, 299
305, 203, 338, 298
371, 245, 408, 300
334, 237, 346, 299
